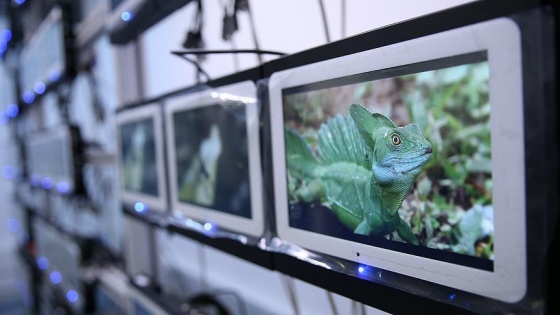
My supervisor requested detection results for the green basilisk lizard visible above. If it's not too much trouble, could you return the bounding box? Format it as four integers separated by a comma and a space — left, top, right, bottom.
285, 103, 432, 244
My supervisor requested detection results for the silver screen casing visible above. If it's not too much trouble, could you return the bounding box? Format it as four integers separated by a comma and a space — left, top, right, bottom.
116, 103, 167, 212
165, 81, 265, 237
269, 18, 526, 303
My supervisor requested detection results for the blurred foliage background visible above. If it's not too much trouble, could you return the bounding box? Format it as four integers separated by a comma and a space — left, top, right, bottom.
284, 62, 494, 260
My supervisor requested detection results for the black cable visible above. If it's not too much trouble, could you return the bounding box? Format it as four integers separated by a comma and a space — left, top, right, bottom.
173, 53, 212, 83
56, 83, 72, 125
244, 1, 263, 65
211, 289, 247, 315
171, 49, 287, 57
85, 71, 105, 122
318, 0, 331, 43
184, 289, 247, 315
171, 49, 286, 83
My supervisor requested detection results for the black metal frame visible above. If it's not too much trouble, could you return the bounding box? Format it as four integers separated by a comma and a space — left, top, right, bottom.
108, 0, 195, 45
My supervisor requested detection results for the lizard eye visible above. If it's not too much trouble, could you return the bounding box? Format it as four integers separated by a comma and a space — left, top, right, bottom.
390, 133, 401, 146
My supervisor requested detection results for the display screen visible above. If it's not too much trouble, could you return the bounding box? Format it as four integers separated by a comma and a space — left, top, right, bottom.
282, 51, 493, 271
172, 104, 252, 218
26, 128, 75, 191
119, 118, 159, 196
133, 301, 153, 315
20, 7, 65, 94
95, 287, 125, 315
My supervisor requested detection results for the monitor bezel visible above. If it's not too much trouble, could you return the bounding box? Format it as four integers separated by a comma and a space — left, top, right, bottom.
25, 125, 78, 194
19, 6, 66, 93
269, 17, 526, 303
116, 102, 168, 213
127, 286, 168, 315
165, 80, 265, 237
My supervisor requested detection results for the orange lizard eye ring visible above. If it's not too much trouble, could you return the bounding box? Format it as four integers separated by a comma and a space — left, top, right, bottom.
391, 133, 401, 146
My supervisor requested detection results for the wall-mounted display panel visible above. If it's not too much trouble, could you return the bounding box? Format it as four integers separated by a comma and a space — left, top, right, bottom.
269, 17, 526, 303
19, 6, 68, 98
165, 81, 264, 237
25, 125, 82, 194
116, 103, 167, 212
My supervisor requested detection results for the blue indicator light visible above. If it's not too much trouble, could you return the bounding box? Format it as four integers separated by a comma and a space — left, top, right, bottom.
41, 177, 54, 190
7, 218, 19, 233
34, 82, 46, 94
134, 202, 145, 213
3, 166, 14, 179
50, 271, 62, 284
22, 91, 35, 104
6, 104, 18, 118
121, 11, 133, 22
37, 257, 49, 270
358, 266, 365, 273
66, 290, 79, 303
203, 223, 213, 231
449, 293, 456, 301
57, 181, 69, 193
1, 29, 12, 42
14, 0, 26, 5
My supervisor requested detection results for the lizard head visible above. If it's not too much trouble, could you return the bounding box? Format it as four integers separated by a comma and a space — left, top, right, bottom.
350, 103, 432, 182
350, 103, 432, 215
372, 123, 432, 183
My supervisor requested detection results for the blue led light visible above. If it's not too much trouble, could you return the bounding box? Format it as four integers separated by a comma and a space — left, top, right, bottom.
14, 0, 26, 5
57, 181, 69, 193
3, 166, 14, 179
358, 266, 365, 274
34, 82, 46, 94
121, 11, 133, 22
50, 271, 62, 284
41, 177, 54, 190
1, 29, 12, 42
449, 293, 456, 301
7, 218, 19, 233
6, 104, 18, 118
37, 257, 49, 270
66, 290, 79, 303
134, 202, 145, 213
203, 223, 213, 231
22, 91, 35, 104
48, 70, 61, 82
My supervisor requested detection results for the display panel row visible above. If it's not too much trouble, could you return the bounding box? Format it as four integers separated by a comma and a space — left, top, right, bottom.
114, 12, 554, 312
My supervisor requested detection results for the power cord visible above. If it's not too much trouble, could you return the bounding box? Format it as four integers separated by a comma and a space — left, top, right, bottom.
185, 289, 247, 315
318, 0, 331, 43
326, 291, 339, 315
171, 49, 287, 83
280, 274, 300, 315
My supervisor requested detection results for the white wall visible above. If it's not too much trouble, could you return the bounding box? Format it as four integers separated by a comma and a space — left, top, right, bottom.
141, 0, 476, 98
